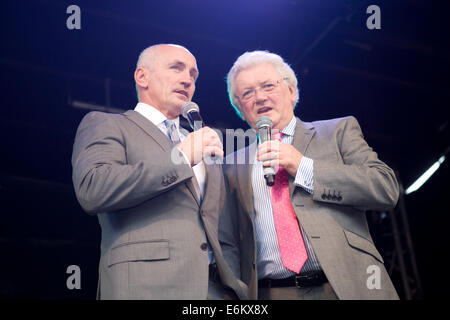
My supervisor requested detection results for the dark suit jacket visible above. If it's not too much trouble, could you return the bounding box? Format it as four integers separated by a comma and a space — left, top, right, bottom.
220, 116, 399, 299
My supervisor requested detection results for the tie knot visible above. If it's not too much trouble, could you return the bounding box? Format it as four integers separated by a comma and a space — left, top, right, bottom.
273, 132, 285, 142
164, 119, 181, 144
164, 119, 176, 129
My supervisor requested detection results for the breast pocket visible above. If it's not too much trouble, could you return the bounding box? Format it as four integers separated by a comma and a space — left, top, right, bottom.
344, 230, 384, 263
107, 240, 170, 267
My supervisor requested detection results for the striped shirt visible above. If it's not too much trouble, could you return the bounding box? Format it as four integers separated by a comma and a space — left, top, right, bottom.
253, 116, 321, 280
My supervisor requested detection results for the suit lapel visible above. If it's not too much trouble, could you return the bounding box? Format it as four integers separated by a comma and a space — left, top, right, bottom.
235, 142, 257, 219
186, 173, 201, 206
200, 162, 220, 231
124, 110, 201, 205
123, 110, 173, 152
289, 117, 316, 196
178, 126, 201, 205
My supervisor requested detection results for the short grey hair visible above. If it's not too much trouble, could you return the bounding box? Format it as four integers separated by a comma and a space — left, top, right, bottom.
226, 50, 300, 120
136, 43, 192, 69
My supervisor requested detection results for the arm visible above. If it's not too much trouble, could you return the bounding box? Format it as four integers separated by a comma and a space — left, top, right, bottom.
71, 111, 193, 214
312, 116, 399, 211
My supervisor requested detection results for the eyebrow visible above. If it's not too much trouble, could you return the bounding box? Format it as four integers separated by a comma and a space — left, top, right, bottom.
241, 79, 273, 90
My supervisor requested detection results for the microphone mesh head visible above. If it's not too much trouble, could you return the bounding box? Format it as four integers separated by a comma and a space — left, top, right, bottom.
255, 116, 272, 129
181, 102, 200, 119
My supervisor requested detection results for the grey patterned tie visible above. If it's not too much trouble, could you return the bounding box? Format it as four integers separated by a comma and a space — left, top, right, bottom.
164, 119, 202, 200
164, 119, 181, 144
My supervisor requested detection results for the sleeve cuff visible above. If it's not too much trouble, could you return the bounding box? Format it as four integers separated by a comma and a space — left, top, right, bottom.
294, 156, 314, 194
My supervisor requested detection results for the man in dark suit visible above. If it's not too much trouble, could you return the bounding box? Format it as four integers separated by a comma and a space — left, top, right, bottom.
72, 44, 247, 299
220, 50, 399, 299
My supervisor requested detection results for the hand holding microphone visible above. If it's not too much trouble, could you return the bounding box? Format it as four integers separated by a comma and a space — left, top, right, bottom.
177, 102, 223, 166
256, 116, 304, 185
256, 117, 276, 186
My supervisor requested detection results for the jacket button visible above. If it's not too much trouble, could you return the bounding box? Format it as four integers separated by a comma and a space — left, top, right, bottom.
200, 243, 208, 251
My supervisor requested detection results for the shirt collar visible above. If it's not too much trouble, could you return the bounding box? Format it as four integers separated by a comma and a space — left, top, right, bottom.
280, 116, 297, 136
134, 102, 180, 128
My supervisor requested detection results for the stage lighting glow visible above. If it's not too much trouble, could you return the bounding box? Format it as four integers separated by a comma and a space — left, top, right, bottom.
405, 155, 446, 195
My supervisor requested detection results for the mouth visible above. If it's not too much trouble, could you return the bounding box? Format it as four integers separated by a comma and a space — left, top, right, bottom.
257, 107, 273, 114
174, 89, 189, 99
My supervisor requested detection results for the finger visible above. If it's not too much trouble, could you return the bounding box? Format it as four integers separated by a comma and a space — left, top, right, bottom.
259, 140, 279, 153
262, 159, 279, 167
258, 151, 279, 162
202, 127, 219, 138
204, 146, 224, 159
203, 130, 221, 146
258, 142, 280, 158
213, 146, 224, 158
206, 138, 223, 150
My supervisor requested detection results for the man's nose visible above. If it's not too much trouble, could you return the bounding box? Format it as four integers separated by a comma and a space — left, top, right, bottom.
180, 72, 193, 88
254, 88, 268, 101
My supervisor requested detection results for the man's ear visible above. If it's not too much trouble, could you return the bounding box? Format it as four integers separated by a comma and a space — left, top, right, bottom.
134, 67, 148, 89
288, 85, 297, 105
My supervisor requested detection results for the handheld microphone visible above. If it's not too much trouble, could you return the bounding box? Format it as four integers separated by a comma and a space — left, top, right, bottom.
256, 116, 275, 186
181, 101, 218, 161
181, 102, 203, 131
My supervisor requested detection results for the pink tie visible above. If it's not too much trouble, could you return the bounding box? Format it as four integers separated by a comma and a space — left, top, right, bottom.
270, 133, 308, 273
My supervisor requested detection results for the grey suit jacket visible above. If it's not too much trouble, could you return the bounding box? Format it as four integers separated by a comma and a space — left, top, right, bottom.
220, 116, 400, 300
72, 110, 247, 299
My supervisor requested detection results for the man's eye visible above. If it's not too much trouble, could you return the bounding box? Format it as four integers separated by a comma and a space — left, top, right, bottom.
263, 83, 274, 89
171, 65, 181, 71
242, 90, 253, 98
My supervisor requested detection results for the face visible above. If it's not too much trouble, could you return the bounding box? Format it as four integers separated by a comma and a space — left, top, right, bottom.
135, 45, 198, 119
234, 63, 296, 130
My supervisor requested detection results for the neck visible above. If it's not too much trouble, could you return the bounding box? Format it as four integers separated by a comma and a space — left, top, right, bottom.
273, 116, 294, 131
138, 99, 179, 120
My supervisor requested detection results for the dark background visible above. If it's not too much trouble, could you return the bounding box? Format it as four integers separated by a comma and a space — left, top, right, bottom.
0, 0, 447, 299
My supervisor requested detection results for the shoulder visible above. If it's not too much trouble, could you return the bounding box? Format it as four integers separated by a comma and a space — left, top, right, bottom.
306, 115, 361, 137
310, 115, 359, 130
75, 111, 133, 142
77, 111, 133, 131
80, 111, 127, 125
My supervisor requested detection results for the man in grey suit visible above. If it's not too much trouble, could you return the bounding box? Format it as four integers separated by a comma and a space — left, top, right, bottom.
71, 44, 247, 299
220, 50, 400, 299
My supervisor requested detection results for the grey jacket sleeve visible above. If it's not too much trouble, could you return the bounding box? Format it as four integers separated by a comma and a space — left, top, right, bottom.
71, 111, 193, 214
313, 116, 399, 212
